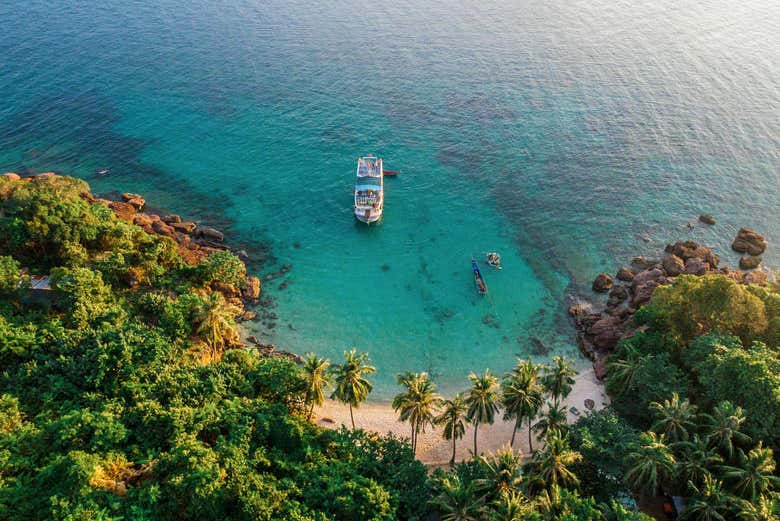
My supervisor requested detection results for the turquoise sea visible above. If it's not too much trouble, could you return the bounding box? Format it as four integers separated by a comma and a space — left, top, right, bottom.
1, 1, 778, 397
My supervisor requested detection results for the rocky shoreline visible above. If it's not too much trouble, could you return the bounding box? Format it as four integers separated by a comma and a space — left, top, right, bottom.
2, 171, 302, 363
572, 228, 771, 380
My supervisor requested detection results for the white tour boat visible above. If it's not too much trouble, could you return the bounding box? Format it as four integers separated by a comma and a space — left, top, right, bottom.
354, 155, 383, 223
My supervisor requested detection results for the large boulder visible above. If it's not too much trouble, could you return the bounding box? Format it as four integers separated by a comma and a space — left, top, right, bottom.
630, 267, 666, 290
666, 241, 718, 267
592, 273, 613, 293
1, 172, 20, 180
699, 214, 716, 225
121, 192, 146, 210
107, 201, 136, 221
162, 214, 182, 224
132, 213, 155, 228
662, 254, 685, 276
732, 228, 767, 256
243, 276, 261, 299
607, 285, 628, 306
151, 220, 176, 239
616, 268, 634, 282
589, 315, 625, 350
739, 256, 761, 270
196, 226, 224, 242
171, 221, 196, 234
684, 256, 708, 275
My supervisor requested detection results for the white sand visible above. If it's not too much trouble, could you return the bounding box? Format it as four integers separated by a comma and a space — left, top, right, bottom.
315, 369, 609, 466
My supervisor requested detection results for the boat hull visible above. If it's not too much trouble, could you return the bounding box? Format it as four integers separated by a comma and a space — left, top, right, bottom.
355, 208, 382, 223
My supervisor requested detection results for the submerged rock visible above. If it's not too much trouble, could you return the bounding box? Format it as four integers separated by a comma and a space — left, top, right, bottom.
699, 214, 716, 225
592, 273, 613, 293
732, 228, 767, 256
616, 268, 634, 282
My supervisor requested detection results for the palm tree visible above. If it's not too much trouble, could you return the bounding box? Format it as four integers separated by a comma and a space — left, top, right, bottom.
649, 392, 697, 443
330, 349, 375, 429
541, 356, 577, 405
430, 475, 482, 521
732, 493, 779, 521
475, 446, 524, 498
719, 443, 780, 502
605, 346, 646, 395
625, 432, 676, 496
680, 475, 731, 521
487, 491, 532, 521
194, 292, 239, 352
465, 370, 502, 455
502, 359, 544, 450
435, 393, 468, 465
673, 435, 723, 492
392, 372, 441, 454
302, 353, 332, 420
530, 434, 582, 490
532, 403, 568, 442
701, 401, 751, 459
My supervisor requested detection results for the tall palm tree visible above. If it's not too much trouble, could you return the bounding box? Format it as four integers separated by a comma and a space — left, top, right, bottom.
625, 432, 676, 496
541, 356, 577, 406
719, 443, 780, 502
475, 446, 524, 498
330, 349, 375, 429
672, 434, 723, 492
532, 403, 568, 442
392, 372, 441, 454
701, 401, 751, 459
430, 475, 482, 521
680, 475, 730, 521
465, 370, 502, 455
302, 353, 332, 420
502, 359, 544, 450
530, 434, 582, 490
649, 392, 697, 443
435, 393, 468, 465
194, 292, 239, 352
605, 346, 646, 395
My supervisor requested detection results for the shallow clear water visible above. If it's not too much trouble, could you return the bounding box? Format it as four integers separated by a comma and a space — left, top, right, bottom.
1, 0, 779, 396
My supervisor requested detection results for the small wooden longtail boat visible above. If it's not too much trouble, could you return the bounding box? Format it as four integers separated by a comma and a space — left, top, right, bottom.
471, 259, 488, 295
383, 169, 399, 176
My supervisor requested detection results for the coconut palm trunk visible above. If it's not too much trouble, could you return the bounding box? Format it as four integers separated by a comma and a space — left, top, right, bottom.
473, 423, 479, 454
528, 418, 534, 452
451, 436, 457, 464
349, 404, 355, 429
510, 417, 520, 447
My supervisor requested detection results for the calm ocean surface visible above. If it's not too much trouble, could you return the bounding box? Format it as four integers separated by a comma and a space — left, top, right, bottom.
1, 1, 779, 396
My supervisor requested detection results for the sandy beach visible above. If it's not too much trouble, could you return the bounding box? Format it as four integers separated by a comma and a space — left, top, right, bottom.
315, 369, 609, 466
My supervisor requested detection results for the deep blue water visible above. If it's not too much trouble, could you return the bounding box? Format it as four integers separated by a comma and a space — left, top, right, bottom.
2, 0, 779, 396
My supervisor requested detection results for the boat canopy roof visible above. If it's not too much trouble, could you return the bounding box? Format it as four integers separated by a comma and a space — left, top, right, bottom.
357, 156, 382, 177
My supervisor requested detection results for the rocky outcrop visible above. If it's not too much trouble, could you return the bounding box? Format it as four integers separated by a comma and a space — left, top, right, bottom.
745, 270, 767, 286
162, 214, 181, 224
739, 256, 761, 270
592, 273, 613, 293
171, 221, 196, 233
151, 220, 176, 239
732, 228, 767, 256
243, 276, 261, 300
108, 201, 136, 221
2, 172, 21, 180
581, 236, 773, 381
121, 192, 145, 210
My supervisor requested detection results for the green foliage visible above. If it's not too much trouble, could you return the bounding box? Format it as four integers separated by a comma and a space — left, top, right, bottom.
0, 256, 26, 295
568, 408, 641, 502
195, 251, 246, 289
50, 266, 121, 328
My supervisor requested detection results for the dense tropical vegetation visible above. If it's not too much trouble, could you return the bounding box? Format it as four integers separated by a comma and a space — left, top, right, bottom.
1, 175, 779, 520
